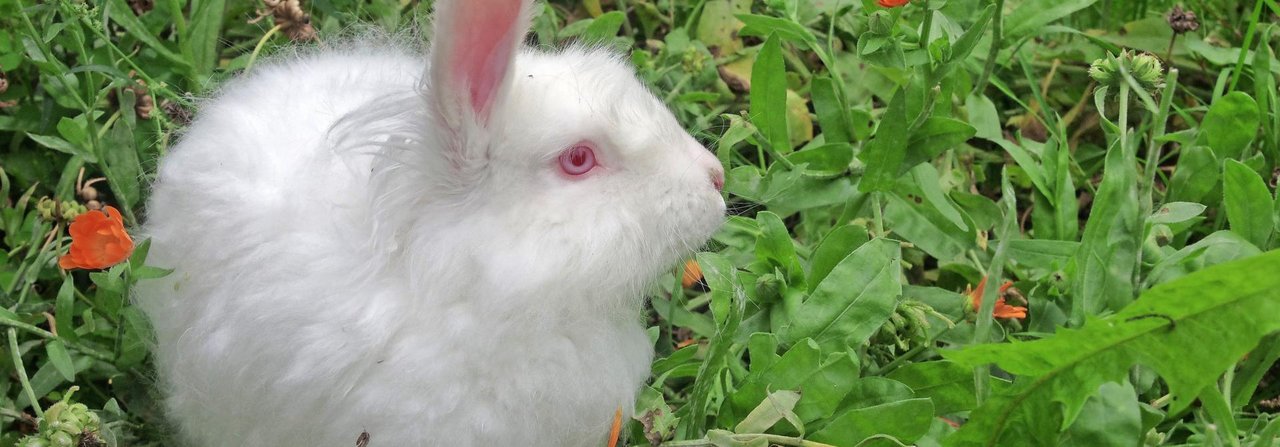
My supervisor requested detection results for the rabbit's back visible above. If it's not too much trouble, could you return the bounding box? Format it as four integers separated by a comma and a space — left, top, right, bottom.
137, 48, 432, 445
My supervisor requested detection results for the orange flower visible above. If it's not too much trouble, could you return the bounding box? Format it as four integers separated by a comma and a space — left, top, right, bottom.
966, 276, 1027, 319
59, 206, 134, 270
606, 407, 622, 447
878, 0, 909, 7
681, 259, 703, 288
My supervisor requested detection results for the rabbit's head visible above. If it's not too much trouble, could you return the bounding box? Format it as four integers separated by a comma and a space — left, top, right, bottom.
398, 0, 725, 306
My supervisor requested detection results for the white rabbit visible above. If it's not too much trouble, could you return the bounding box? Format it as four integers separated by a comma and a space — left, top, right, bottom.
132, 0, 726, 445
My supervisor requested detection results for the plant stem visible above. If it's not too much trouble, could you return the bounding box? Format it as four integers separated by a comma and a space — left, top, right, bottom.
971, 170, 1017, 403
661, 434, 838, 447
973, 0, 1005, 96
9, 329, 43, 418
247, 24, 285, 73
918, 0, 934, 51
1228, 0, 1265, 92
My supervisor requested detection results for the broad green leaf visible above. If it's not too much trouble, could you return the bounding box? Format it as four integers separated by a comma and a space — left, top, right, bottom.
1059, 382, 1142, 447
858, 90, 909, 192
102, 121, 142, 210
736, 14, 818, 48
810, 398, 934, 446
724, 339, 822, 422
707, 430, 769, 447
105, 0, 190, 69
45, 339, 75, 381
26, 133, 95, 162
583, 11, 626, 41
684, 252, 743, 436
909, 164, 968, 231
886, 360, 977, 415
787, 143, 853, 177
734, 13, 831, 68
792, 352, 860, 424
1168, 145, 1221, 204
1148, 202, 1207, 225
55, 276, 77, 342
1072, 140, 1139, 318
884, 191, 970, 261
1144, 230, 1262, 287
782, 238, 901, 353
117, 307, 152, 369
1198, 91, 1261, 161
902, 117, 976, 171
1008, 239, 1078, 272
1004, 0, 1098, 39
807, 224, 869, 294
735, 390, 803, 434
750, 33, 790, 152
755, 211, 804, 284
1222, 160, 1275, 248
187, 0, 227, 79
944, 250, 1280, 446
811, 77, 851, 143
965, 93, 1002, 141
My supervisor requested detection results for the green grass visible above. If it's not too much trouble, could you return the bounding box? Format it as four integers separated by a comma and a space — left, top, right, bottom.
2, 0, 1280, 445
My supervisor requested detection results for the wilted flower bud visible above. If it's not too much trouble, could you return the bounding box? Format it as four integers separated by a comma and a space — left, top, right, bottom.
16, 388, 102, 447
1089, 50, 1165, 95
60, 201, 87, 221
681, 47, 705, 74
1167, 5, 1200, 35
37, 197, 59, 221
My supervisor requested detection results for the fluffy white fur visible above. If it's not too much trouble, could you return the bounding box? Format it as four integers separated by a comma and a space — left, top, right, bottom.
133, 1, 726, 445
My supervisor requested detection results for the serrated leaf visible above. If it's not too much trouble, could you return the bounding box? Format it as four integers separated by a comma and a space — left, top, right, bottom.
944, 250, 1280, 446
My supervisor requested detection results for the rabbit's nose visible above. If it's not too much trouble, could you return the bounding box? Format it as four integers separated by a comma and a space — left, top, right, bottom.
710, 166, 725, 191
693, 147, 725, 191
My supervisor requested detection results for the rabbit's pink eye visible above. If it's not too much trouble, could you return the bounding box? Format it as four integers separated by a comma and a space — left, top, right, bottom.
558, 145, 596, 176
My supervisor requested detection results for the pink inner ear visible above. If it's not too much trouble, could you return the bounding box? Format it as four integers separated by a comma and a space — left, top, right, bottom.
447, 1, 524, 120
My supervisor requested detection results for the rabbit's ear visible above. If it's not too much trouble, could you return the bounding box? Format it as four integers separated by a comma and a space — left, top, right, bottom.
428, 0, 532, 125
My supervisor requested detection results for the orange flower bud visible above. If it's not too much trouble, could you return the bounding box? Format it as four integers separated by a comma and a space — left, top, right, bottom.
878, 0, 909, 7
681, 259, 703, 288
966, 276, 1027, 320
58, 206, 134, 270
